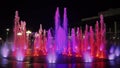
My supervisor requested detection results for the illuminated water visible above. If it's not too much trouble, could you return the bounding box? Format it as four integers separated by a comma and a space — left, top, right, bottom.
0, 7, 120, 64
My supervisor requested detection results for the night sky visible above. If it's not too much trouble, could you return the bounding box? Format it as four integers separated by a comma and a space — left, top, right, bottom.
0, 0, 118, 39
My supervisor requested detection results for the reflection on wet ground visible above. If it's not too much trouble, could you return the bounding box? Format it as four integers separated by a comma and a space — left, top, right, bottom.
0, 58, 120, 68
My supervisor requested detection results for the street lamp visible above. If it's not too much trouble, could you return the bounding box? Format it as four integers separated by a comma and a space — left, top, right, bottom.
6, 28, 10, 32
26, 30, 32, 36
6, 28, 10, 39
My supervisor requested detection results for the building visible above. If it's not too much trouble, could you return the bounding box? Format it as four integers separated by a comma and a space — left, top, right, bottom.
81, 8, 120, 40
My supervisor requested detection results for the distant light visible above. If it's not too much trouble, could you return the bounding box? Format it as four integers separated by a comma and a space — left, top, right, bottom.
26, 30, 32, 36
6, 28, 10, 31
0, 37, 2, 40
26, 30, 32, 34
17, 32, 22, 36
113, 37, 115, 39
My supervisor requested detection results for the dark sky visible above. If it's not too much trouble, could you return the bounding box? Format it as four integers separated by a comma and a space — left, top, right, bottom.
0, 0, 118, 32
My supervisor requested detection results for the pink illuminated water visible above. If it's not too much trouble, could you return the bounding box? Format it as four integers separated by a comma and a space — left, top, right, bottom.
13, 11, 27, 61
1, 7, 119, 63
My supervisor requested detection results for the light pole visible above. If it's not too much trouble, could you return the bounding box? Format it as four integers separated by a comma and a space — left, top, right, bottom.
26, 30, 32, 56
6, 28, 10, 40
26, 30, 32, 48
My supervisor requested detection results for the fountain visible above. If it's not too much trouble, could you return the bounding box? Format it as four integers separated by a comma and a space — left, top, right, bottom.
54, 7, 67, 54
47, 29, 56, 63
13, 11, 27, 61
1, 43, 9, 58
13, 7, 107, 62
108, 44, 120, 60
1, 7, 119, 63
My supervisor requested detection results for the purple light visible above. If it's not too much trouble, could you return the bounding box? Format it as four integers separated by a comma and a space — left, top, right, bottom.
100, 44, 103, 51
110, 46, 115, 54
83, 52, 92, 62
87, 46, 91, 50
16, 50, 24, 61
108, 53, 115, 60
115, 46, 120, 57
47, 29, 56, 63
1, 44, 9, 58
47, 53, 56, 63
11, 45, 15, 52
